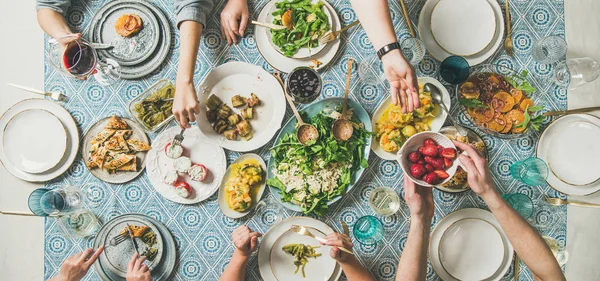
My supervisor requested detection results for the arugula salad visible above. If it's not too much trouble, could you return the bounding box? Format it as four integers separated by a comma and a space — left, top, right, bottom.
267, 106, 370, 216
270, 0, 331, 57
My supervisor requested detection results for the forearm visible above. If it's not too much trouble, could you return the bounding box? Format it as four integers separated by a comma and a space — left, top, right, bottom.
338, 257, 375, 281
348, 0, 397, 49
483, 191, 565, 281
176, 21, 203, 86
37, 8, 72, 39
396, 217, 430, 281
219, 251, 249, 281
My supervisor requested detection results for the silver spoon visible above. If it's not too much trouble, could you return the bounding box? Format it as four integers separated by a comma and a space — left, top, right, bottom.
424, 83, 468, 137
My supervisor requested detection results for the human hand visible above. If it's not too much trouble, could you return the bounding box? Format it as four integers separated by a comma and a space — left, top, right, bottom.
173, 81, 199, 129
403, 177, 434, 221
126, 253, 151, 281
322, 232, 355, 263
453, 141, 498, 198
54, 247, 104, 281
381, 49, 420, 113
220, 0, 249, 45
56, 33, 81, 48
232, 225, 262, 257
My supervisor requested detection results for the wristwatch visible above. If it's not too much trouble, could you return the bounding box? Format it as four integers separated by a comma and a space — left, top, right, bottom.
377, 42, 401, 60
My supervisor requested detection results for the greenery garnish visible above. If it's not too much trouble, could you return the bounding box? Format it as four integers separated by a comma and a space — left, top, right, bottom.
515, 105, 545, 131
505, 70, 538, 93
459, 98, 489, 109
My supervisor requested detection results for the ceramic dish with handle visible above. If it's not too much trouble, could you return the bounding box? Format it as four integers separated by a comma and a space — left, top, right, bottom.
418, 0, 504, 65
430, 0, 497, 57
218, 153, 267, 219
258, 216, 342, 281
537, 114, 600, 196
0, 99, 79, 182
396, 132, 460, 187
256, 0, 341, 73
429, 208, 514, 281
3, 109, 67, 174
371, 77, 451, 161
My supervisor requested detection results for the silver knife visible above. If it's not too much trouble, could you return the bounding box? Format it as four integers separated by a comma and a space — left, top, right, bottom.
126, 224, 141, 255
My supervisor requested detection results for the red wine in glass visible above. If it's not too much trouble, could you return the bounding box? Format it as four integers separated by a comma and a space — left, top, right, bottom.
62, 42, 96, 76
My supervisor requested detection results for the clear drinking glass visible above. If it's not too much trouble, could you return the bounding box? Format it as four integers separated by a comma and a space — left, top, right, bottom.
553, 57, 600, 89
528, 196, 565, 231
28, 188, 53, 216
531, 36, 568, 64
542, 236, 569, 266
81, 182, 107, 208
439, 56, 470, 85
502, 193, 534, 219
510, 157, 549, 186
369, 187, 401, 216
353, 215, 384, 245
48, 34, 121, 86
358, 54, 386, 85
39, 186, 84, 216
58, 209, 102, 238
400, 37, 426, 65
252, 197, 283, 232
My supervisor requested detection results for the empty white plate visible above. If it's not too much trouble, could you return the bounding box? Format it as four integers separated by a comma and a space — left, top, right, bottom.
546, 121, 600, 186
3, 109, 67, 173
431, 0, 496, 56
439, 218, 505, 280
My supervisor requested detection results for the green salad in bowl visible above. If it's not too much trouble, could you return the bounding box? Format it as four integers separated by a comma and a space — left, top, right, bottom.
269, 0, 332, 58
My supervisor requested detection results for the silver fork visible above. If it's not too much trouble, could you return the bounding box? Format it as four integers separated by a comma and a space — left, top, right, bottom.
105, 233, 129, 248
172, 128, 185, 146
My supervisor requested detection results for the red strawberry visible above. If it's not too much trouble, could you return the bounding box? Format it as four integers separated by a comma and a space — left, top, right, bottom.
444, 158, 453, 168
424, 156, 445, 170
418, 159, 426, 165
425, 163, 435, 172
424, 138, 437, 147
410, 164, 427, 179
422, 172, 440, 185
408, 151, 422, 163
441, 148, 457, 159
418, 146, 426, 154
434, 170, 450, 180
421, 145, 439, 157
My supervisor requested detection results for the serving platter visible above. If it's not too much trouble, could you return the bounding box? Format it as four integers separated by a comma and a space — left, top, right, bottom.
93, 214, 176, 281
429, 208, 513, 281
537, 114, 600, 196
3, 109, 67, 174
371, 77, 450, 160
196, 61, 286, 152
218, 153, 267, 219
0, 99, 79, 182
258, 217, 342, 281
256, 0, 341, 73
147, 126, 227, 204
418, 0, 504, 65
82, 116, 150, 184
266, 97, 372, 213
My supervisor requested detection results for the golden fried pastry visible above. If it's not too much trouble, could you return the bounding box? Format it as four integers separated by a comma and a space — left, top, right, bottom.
106, 116, 130, 130
115, 14, 143, 38
120, 225, 150, 237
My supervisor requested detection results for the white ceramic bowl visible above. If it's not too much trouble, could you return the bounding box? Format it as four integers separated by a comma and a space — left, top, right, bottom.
396, 131, 459, 187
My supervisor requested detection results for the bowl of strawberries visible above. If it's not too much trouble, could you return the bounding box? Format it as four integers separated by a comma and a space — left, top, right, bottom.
397, 132, 459, 187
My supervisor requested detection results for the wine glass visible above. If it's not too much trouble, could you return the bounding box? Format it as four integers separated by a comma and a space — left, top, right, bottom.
48, 34, 121, 86
39, 186, 84, 216
400, 37, 426, 65
553, 57, 600, 89
358, 54, 386, 85
57, 209, 102, 238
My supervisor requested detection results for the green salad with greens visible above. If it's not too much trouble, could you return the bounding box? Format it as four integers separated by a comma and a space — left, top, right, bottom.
267, 106, 370, 216
270, 0, 331, 57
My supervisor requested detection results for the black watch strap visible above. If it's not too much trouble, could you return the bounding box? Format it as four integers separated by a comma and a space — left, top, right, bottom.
377, 42, 401, 60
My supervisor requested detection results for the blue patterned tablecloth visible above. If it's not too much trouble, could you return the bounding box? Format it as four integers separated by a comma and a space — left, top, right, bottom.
43, 0, 568, 280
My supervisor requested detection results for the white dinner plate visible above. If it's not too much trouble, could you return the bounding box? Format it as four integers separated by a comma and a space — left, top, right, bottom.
265, 0, 333, 59
439, 218, 505, 280
218, 153, 267, 218
371, 77, 450, 160
430, 0, 496, 56
429, 208, 513, 281
0, 99, 79, 182
147, 126, 226, 204
258, 217, 342, 281
3, 109, 67, 173
256, 0, 341, 73
270, 229, 336, 281
418, 0, 504, 65
196, 61, 286, 152
82, 117, 149, 184
537, 114, 600, 195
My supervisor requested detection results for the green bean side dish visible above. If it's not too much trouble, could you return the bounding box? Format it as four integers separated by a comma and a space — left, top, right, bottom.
282, 243, 322, 277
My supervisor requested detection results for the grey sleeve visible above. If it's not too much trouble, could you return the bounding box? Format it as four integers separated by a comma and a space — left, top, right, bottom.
173, 0, 215, 29
36, 0, 72, 16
